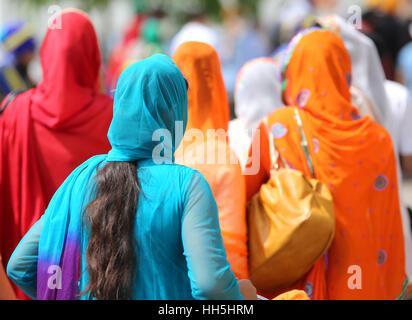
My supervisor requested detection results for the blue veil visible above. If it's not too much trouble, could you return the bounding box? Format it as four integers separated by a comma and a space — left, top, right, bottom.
36, 54, 188, 299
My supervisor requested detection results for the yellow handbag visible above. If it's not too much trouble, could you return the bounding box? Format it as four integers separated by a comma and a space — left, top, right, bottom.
247, 108, 335, 292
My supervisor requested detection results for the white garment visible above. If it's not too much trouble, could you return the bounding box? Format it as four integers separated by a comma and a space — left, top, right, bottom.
228, 119, 251, 170
350, 85, 378, 121
318, 15, 392, 134
385, 80, 412, 156
384, 80, 412, 282
169, 21, 219, 55
229, 58, 283, 169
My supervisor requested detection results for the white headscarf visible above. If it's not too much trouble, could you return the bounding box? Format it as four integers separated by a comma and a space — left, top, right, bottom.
229, 57, 283, 168
234, 57, 283, 135
317, 15, 392, 133
169, 21, 219, 55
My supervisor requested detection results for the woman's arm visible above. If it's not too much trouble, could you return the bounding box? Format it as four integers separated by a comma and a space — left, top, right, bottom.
6, 216, 44, 300
245, 121, 271, 202
181, 171, 244, 300
213, 157, 249, 280
0, 255, 16, 300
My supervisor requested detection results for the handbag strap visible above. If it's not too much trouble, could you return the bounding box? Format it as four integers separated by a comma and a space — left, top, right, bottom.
294, 108, 315, 178
0, 90, 25, 116
264, 109, 315, 177
263, 117, 289, 173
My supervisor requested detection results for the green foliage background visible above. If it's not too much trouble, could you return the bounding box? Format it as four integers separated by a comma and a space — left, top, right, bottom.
21, 0, 258, 19
22, 0, 111, 10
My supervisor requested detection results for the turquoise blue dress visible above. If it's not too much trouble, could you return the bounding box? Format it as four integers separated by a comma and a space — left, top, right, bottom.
7, 54, 243, 300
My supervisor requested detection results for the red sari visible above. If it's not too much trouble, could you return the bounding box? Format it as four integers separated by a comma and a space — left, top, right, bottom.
0, 10, 113, 299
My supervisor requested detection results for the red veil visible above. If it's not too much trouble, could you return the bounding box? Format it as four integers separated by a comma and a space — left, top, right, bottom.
0, 10, 113, 299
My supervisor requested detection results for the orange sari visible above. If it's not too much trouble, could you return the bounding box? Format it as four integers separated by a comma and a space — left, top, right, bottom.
246, 29, 407, 299
173, 42, 249, 280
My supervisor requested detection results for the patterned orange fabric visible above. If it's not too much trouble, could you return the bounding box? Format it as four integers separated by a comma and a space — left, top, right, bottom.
173, 42, 249, 280
246, 29, 407, 299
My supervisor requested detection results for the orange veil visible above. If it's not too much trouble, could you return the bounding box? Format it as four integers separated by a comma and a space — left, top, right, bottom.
173, 42, 248, 280
246, 29, 407, 299
172, 41, 229, 135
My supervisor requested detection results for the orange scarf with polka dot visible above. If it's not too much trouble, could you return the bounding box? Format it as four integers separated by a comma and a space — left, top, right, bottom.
246, 29, 407, 300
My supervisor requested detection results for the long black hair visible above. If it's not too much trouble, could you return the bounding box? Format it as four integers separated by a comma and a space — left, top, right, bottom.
81, 77, 188, 300
82, 161, 139, 300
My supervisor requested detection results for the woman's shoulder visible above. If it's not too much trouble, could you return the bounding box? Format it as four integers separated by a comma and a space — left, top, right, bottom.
64, 154, 107, 186
252, 107, 295, 139
0, 89, 35, 126
142, 162, 212, 204
141, 161, 205, 184
367, 119, 394, 145
266, 106, 294, 123
94, 93, 114, 106
171, 164, 215, 208
170, 163, 206, 183
170, 163, 211, 192
228, 118, 242, 130
91, 93, 114, 119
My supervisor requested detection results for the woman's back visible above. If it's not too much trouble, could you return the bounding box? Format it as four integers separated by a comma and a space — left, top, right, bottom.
266, 107, 405, 299
0, 11, 113, 300
93, 160, 217, 299
7, 54, 243, 301
129, 162, 194, 299
246, 29, 407, 300
74, 158, 231, 299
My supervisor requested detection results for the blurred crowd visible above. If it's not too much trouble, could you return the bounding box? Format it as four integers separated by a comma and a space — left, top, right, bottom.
1, 0, 412, 301
3, 0, 412, 112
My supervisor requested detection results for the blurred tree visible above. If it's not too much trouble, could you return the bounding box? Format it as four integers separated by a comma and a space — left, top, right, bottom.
22, 0, 111, 11
22, 0, 256, 20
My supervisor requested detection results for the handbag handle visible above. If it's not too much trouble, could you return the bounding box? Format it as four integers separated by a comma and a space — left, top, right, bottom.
294, 108, 315, 178
263, 118, 289, 173
263, 108, 315, 178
